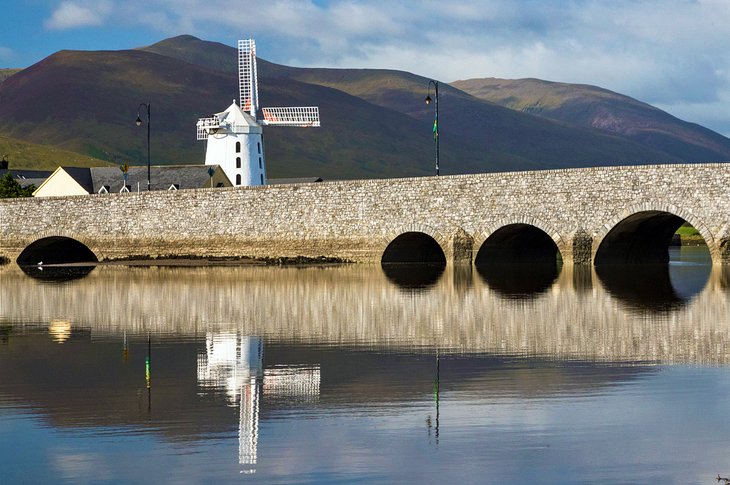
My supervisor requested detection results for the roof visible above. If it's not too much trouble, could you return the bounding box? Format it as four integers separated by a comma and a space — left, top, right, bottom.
0, 168, 53, 188
57, 165, 229, 193
268, 177, 324, 185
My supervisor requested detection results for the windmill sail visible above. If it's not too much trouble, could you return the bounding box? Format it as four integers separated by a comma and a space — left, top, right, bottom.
238, 39, 259, 117
261, 107, 321, 127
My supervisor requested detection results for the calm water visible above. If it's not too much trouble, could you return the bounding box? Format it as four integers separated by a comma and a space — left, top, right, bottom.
2, 247, 730, 484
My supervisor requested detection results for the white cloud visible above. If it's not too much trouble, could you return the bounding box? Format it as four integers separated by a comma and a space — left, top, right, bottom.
45, 1, 112, 30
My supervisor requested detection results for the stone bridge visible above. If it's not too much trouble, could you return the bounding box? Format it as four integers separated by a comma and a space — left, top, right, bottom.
1, 163, 729, 266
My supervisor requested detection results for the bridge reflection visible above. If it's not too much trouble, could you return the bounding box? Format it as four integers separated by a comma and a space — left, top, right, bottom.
0, 252, 727, 364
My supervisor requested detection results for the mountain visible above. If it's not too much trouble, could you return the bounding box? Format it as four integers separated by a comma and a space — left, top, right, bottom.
141, 36, 683, 173
451, 77, 730, 162
0, 35, 726, 178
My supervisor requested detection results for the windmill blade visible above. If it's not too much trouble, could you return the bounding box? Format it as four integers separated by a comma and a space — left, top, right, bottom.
238, 39, 259, 117
260, 107, 321, 127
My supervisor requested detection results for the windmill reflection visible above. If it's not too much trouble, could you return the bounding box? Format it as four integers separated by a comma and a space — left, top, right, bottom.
197, 333, 320, 473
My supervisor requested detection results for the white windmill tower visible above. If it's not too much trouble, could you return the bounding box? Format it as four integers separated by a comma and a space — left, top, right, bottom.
196, 39, 320, 187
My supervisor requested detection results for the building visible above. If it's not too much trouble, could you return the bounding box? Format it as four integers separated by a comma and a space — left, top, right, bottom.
32, 165, 232, 197
197, 102, 266, 188
0, 168, 52, 189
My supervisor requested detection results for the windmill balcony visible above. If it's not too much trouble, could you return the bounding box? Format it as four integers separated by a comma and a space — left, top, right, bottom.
196, 117, 221, 140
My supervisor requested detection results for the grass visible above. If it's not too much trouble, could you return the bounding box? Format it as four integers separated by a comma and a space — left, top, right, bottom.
675, 222, 706, 245
0, 135, 111, 170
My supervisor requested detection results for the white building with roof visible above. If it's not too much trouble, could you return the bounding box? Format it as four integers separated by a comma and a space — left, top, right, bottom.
197, 101, 266, 187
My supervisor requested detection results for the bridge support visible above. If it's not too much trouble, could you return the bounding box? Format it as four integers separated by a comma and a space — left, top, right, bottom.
447, 228, 473, 265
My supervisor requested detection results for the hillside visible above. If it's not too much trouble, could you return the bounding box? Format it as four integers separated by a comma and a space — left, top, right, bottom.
0, 69, 21, 83
138, 36, 679, 173
0, 134, 110, 169
451, 77, 730, 162
0, 35, 727, 179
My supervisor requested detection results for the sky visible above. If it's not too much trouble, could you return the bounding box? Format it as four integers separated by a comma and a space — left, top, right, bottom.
3, 0, 730, 135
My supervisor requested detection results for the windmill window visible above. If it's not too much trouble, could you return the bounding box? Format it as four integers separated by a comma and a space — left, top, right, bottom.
236, 142, 241, 153
260, 174, 264, 185
258, 157, 262, 169
236, 157, 241, 168
257, 142, 261, 154
236, 174, 241, 185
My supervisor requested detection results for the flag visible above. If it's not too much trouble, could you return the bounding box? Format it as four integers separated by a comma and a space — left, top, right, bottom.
433, 118, 438, 142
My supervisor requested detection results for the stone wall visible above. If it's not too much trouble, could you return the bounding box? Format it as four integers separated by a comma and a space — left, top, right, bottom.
1, 163, 729, 264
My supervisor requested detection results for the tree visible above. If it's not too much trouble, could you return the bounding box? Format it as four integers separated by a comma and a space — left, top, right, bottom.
0, 173, 35, 198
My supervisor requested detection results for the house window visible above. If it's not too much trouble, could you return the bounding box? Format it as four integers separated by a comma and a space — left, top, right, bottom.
236, 174, 241, 185
236, 141, 241, 153
260, 174, 264, 185
236, 157, 241, 168
257, 142, 261, 154
258, 157, 262, 169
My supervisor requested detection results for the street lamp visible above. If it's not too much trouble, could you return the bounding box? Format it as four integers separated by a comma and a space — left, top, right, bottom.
135, 103, 151, 191
425, 80, 439, 176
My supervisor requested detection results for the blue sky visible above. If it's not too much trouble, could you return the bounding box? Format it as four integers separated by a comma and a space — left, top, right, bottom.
3, 0, 730, 135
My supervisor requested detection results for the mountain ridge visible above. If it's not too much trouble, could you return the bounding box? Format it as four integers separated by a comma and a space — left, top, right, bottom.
0, 35, 726, 176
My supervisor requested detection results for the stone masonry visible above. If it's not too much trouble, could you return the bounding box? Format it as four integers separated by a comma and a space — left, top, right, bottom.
1, 163, 729, 265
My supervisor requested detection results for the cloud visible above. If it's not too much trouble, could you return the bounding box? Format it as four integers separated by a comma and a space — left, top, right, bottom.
0, 47, 13, 62
45, 1, 112, 30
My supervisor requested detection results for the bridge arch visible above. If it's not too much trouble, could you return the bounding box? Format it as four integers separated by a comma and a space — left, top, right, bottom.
381, 224, 447, 264
593, 203, 718, 265
473, 217, 567, 265
17, 235, 99, 266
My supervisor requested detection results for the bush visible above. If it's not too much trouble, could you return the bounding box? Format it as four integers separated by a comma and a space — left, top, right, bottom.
0, 173, 35, 198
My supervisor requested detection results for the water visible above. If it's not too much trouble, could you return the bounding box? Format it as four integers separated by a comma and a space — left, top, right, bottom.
1, 247, 730, 484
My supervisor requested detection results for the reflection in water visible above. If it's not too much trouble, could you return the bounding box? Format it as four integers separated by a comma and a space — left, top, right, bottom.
0, 253, 729, 364
475, 263, 560, 298
596, 264, 684, 311
381, 263, 445, 290
197, 334, 320, 473
20, 264, 95, 282
596, 247, 711, 312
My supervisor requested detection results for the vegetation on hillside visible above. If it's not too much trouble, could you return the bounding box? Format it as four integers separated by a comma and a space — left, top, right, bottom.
0, 135, 110, 170
0, 69, 21, 84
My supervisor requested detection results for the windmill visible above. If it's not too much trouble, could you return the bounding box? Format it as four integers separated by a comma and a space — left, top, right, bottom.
196, 38, 320, 187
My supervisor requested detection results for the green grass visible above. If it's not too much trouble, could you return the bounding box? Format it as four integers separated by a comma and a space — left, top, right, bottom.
0, 134, 111, 169
675, 223, 700, 237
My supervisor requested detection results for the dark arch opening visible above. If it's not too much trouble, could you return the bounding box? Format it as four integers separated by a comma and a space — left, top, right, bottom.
475, 224, 561, 266
474, 224, 561, 299
17, 237, 98, 266
381, 232, 446, 264
594, 211, 708, 265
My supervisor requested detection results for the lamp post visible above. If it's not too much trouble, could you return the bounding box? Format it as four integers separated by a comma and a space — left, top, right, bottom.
135, 103, 151, 191
425, 80, 439, 176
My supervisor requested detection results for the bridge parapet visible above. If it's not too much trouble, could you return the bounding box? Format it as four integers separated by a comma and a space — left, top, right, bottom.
1, 163, 729, 265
